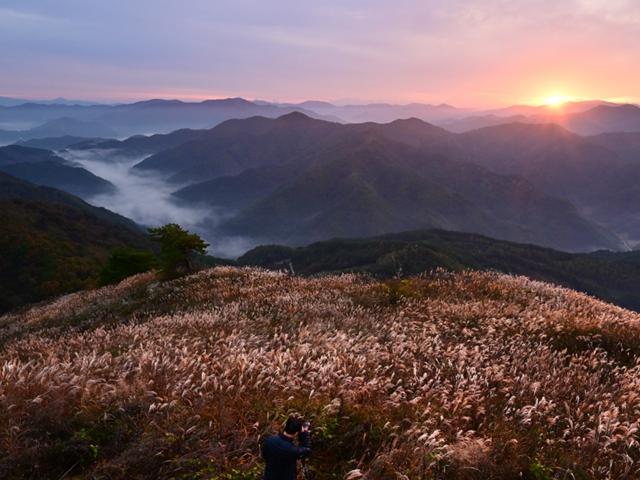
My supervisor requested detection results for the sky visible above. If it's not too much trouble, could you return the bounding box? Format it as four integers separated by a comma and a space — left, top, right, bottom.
1, 0, 639, 107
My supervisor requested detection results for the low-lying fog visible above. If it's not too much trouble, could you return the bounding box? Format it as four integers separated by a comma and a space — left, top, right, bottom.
60, 149, 257, 258
0, 121, 39, 131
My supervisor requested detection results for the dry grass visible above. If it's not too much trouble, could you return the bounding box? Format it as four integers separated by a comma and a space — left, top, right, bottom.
1, 267, 640, 479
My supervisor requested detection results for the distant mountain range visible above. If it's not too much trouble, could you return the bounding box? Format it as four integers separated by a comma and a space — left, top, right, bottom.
132, 112, 623, 252
6, 105, 638, 252
27, 117, 117, 139
17, 135, 107, 151
0, 117, 117, 145
445, 103, 640, 134
270, 100, 471, 124
555, 104, 640, 135
0, 98, 331, 138
483, 100, 618, 117
2, 96, 639, 256
456, 124, 640, 245
2, 94, 640, 316
0, 97, 637, 141
68, 128, 208, 156
459, 123, 619, 199
0, 169, 140, 233
0, 96, 103, 107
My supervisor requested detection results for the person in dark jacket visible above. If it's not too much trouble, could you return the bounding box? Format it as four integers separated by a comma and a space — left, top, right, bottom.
262, 416, 311, 480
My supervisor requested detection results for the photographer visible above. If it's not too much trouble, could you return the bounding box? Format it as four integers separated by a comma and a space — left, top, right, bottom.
262, 415, 311, 480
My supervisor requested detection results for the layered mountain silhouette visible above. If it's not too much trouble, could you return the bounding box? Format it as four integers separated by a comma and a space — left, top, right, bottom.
0, 145, 115, 199
0, 145, 66, 165
482, 100, 617, 118
0, 98, 332, 137
274, 101, 470, 123
173, 164, 293, 210
457, 124, 640, 245
555, 104, 640, 135
135, 112, 345, 183
0, 96, 101, 107
149, 113, 623, 251
0, 161, 115, 198
441, 114, 529, 133
26, 117, 117, 139
0, 118, 116, 145
2, 98, 638, 141
0, 170, 135, 229
587, 132, 640, 163
446, 103, 640, 134
69, 128, 208, 156
458, 123, 619, 198
12, 99, 638, 252
17, 135, 106, 151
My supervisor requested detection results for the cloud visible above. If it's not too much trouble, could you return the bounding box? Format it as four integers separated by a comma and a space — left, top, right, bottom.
0, 1, 638, 106
0, 6, 56, 25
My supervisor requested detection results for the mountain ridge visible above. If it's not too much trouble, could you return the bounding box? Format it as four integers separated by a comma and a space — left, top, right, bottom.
132, 112, 623, 251
0, 145, 116, 199
239, 228, 640, 311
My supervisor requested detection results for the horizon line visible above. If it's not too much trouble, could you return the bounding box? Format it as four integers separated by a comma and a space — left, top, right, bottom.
1, 93, 639, 110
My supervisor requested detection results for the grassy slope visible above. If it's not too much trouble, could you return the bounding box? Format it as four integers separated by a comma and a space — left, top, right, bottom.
239, 229, 640, 311
1, 267, 640, 479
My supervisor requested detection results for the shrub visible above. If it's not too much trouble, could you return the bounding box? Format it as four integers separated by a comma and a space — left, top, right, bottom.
99, 247, 157, 286
148, 224, 208, 279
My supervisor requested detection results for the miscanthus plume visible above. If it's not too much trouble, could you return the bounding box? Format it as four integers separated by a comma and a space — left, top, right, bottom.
1, 267, 639, 479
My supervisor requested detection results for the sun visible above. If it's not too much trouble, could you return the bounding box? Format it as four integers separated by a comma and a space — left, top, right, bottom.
542, 94, 573, 108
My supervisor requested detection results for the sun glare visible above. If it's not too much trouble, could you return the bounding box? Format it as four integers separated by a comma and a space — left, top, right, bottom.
542, 94, 572, 107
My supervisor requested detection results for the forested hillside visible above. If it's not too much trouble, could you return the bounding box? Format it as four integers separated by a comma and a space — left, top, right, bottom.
0, 173, 149, 312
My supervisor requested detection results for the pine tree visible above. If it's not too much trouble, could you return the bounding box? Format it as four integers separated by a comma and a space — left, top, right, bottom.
148, 224, 208, 279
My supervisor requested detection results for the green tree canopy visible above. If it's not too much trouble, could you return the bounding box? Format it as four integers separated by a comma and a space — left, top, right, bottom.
148, 223, 208, 279
99, 247, 157, 286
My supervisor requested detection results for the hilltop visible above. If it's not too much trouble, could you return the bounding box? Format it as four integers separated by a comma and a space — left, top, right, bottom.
239, 229, 640, 311
1, 266, 640, 478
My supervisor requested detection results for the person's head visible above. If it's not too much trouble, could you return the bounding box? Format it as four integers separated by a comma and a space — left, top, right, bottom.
283, 416, 303, 437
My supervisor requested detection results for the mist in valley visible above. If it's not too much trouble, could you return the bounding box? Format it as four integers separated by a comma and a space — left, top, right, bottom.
60, 149, 256, 258
0, 121, 38, 131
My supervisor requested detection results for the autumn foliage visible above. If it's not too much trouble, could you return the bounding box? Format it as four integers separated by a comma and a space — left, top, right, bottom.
1, 267, 640, 479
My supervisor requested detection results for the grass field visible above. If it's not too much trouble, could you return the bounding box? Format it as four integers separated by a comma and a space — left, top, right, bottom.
1, 267, 639, 479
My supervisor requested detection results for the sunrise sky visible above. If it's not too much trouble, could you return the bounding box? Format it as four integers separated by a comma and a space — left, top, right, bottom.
1, 0, 639, 107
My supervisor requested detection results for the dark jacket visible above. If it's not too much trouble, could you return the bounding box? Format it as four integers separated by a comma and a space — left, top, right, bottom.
262, 431, 311, 480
